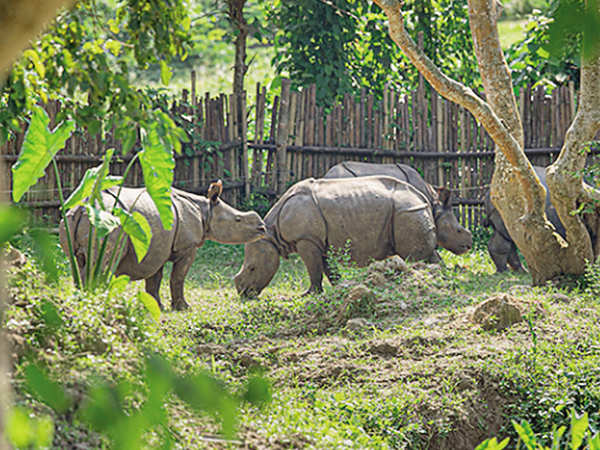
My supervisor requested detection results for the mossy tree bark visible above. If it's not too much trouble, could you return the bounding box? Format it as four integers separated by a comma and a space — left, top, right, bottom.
374, 0, 600, 283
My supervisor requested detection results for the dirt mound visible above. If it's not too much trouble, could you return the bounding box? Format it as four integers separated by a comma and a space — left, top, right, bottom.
337, 284, 376, 321
471, 293, 544, 331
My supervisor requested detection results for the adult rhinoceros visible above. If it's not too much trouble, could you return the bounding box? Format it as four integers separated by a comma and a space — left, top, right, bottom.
483, 166, 565, 272
324, 161, 473, 257
60, 181, 266, 310
234, 176, 439, 297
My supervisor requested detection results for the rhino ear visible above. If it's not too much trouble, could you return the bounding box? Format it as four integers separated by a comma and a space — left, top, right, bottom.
208, 180, 223, 203
435, 186, 453, 207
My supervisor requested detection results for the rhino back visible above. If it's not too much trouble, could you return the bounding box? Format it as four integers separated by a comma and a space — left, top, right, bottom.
324, 161, 435, 205
315, 177, 431, 265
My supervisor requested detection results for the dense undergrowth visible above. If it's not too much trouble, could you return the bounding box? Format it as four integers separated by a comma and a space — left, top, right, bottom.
4, 235, 600, 448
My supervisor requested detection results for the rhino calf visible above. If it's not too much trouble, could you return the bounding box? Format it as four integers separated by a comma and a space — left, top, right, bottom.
234, 176, 438, 297
60, 181, 266, 310
324, 161, 472, 258
484, 166, 565, 272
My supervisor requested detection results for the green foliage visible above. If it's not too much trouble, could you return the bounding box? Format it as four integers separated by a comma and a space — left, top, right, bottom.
506, 0, 600, 89
5, 407, 54, 450
138, 122, 176, 230
547, 0, 600, 61
0, 206, 27, 244
506, 13, 580, 89
478, 409, 599, 450
241, 191, 273, 217
0, 0, 191, 148
582, 258, 600, 297
502, 0, 551, 19
10, 106, 74, 203
4, 265, 271, 448
271, 0, 478, 106
472, 225, 493, 251
137, 291, 161, 322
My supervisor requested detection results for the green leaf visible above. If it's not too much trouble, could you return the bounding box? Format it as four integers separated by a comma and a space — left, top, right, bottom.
138, 291, 161, 322
12, 106, 75, 202
24, 363, 71, 413
590, 433, 600, 450
115, 209, 152, 262
551, 425, 567, 450
475, 437, 510, 450
109, 274, 130, 296
139, 123, 174, 230
173, 372, 239, 438
122, 127, 137, 155
242, 375, 272, 407
30, 229, 60, 283
105, 39, 122, 56
513, 420, 538, 450
63, 164, 122, 211
160, 60, 172, 85
6, 407, 54, 449
0, 205, 27, 243
84, 204, 120, 239
570, 409, 588, 450
23, 49, 45, 78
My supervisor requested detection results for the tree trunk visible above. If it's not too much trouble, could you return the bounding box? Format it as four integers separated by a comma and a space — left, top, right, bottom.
0, 159, 9, 449
0, 2, 74, 446
374, 0, 600, 283
227, 0, 249, 137
0, 0, 75, 77
546, 43, 600, 271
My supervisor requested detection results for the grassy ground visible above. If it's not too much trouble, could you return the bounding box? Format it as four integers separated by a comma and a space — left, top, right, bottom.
5, 237, 600, 448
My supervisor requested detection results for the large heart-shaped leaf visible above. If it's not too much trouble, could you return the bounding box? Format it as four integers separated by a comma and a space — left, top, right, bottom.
115, 208, 152, 263
139, 123, 174, 230
108, 275, 130, 296
12, 106, 75, 202
84, 204, 120, 239
64, 168, 122, 211
138, 291, 161, 322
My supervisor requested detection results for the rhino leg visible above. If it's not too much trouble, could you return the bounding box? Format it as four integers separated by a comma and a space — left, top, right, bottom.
507, 243, 526, 272
145, 268, 164, 310
427, 250, 442, 264
296, 240, 325, 295
169, 249, 195, 311
487, 231, 511, 272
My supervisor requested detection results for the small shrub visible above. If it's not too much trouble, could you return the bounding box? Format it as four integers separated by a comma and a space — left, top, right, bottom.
471, 225, 493, 251
240, 191, 273, 217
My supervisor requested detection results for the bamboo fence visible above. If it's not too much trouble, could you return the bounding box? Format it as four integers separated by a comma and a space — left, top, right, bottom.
1, 69, 593, 229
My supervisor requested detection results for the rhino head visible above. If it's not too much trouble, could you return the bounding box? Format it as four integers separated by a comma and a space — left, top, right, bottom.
234, 238, 280, 297
432, 187, 472, 254
204, 180, 267, 244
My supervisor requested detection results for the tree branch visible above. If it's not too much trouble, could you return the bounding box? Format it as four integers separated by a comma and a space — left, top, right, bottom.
373, 0, 546, 213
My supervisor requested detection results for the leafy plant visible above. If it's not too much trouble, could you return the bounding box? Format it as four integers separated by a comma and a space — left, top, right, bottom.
476, 409, 600, 450
9, 104, 182, 301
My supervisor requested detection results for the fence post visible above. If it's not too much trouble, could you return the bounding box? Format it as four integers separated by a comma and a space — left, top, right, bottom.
276, 79, 292, 195
241, 91, 249, 200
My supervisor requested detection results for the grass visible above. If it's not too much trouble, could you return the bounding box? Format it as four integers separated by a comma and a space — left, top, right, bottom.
5, 237, 600, 448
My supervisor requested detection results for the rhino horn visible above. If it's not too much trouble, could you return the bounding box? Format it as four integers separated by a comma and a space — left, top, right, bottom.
208, 179, 223, 203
